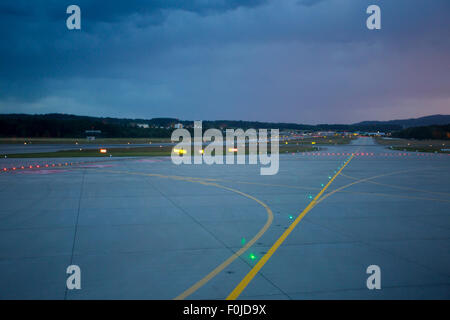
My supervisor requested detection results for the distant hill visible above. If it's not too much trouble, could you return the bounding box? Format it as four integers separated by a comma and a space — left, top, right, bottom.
1, 113, 447, 138
392, 124, 450, 140
0, 113, 405, 138
354, 114, 450, 129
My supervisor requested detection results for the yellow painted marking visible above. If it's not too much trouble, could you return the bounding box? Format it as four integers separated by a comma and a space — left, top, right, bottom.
87, 159, 446, 300
226, 155, 354, 300
341, 173, 450, 197
174, 181, 273, 300
92, 168, 273, 300
315, 168, 432, 205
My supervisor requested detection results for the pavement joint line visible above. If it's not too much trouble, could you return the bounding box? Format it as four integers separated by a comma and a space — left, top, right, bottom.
89, 168, 274, 300
64, 168, 86, 300
226, 154, 354, 300
303, 218, 450, 280
340, 172, 450, 197
331, 191, 450, 203
173, 180, 275, 300
315, 168, 450, 206
67, 156, 435, 298
9, 154, 445, 298
269, 282, 450, 297
143, 176, 280, 299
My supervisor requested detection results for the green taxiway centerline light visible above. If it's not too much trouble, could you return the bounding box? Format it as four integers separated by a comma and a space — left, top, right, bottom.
321, 184, 324, 187
308, 195, 313, 199
289, 215, 293, 220
241, 238, 246, 246
249, 253, 256, 260
328, 176, 332, 179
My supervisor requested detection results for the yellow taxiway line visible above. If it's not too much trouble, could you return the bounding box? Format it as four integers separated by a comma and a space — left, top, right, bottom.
85, 157, 442, 299
92, 168, 274, 300
226, 154, 354, 300
173, 180, 274, 300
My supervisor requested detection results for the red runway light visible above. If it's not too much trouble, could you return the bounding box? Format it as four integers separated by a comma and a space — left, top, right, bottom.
29, 166, 33, 168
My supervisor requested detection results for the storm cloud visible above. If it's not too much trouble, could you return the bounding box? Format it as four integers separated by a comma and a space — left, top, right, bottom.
0, 0, 449, 123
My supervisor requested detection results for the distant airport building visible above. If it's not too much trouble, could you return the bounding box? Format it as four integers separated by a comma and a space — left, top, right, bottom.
366, 132, 386, 136
317, 131, 335, 137
137, 123, 149, 129
174, 123, 183, 129
85, 130, 101, 141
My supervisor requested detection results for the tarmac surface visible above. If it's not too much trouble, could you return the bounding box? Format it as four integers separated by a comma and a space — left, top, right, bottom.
0, 137, 449, 299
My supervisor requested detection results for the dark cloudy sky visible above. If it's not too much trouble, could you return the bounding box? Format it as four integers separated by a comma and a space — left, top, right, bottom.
0, 0, 449, 124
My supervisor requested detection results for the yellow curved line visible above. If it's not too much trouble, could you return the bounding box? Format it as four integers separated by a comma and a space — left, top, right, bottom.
340, 172, 450, 197
315, 168, 439, 205
174, 180, 273, 300
205, 174, 449, 203
226, 158, 447, 299
87, 163, 444, 300
92, 168, 273, 300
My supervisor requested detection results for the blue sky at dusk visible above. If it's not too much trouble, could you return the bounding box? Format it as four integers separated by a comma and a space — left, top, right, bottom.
0, 0, 449, 123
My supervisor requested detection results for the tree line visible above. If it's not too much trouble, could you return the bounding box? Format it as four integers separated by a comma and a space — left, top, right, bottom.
0, 113, 407, 138
391, 124, 450, 140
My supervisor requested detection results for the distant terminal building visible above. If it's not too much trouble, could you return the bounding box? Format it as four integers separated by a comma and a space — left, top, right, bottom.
174, 123, 183, 129
366, 132, 386, 136
317, 131, 336, 137
85, 130, 101, 141
136, 123, 149, 129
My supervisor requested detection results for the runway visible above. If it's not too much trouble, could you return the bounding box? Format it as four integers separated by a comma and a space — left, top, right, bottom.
0, 137, 449, 299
